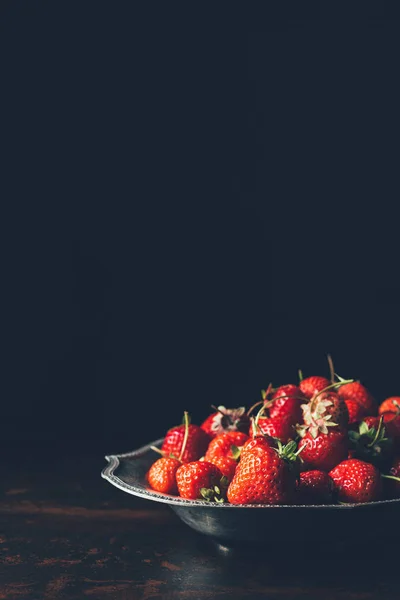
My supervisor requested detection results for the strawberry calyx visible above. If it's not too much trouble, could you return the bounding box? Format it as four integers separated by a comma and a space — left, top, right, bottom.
299, 379, 354, 439
348, 416, 392, 465
300, 398, 338, 438
273, 439, 304, 474
274, 439, 301, 461
209, 405, 248, 433
200, 476, 229, 503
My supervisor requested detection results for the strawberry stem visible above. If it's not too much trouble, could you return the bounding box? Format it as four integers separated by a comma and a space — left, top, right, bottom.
264, 394, 305, 410
211, 405, 227, 417
310, 378, 354, 411
150, 446, 164, 456
327, 354, 335, 383
382, 474, 400, 482
178, 411, 190, 462
367, 415, 384, 448
253, 404, 268, 435
298, 369, 304, 382
247, 400, 264, 417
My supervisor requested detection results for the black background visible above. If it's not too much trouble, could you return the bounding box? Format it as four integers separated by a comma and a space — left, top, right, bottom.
1, 1, 400, 457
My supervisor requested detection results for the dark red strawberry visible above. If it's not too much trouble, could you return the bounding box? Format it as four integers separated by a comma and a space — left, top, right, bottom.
207, 455, 237, 483
337, 381, 375, 414
379, 397, 400, 415
161, 413, 209, 463
249, 415, 295, 443
329, 459, 382, 503
176, 461, 225, 501
346, 398, 368, 425
301, 390, 349, 436
200, 406, 250, 439
298, 429, 348, 472
147, 457, 180, 494
297, 470, 334, 504
204, 431, 248, 461
299, 376, 330, 400
227, 436, 300, 505
348, 416, 393, 467
268, 384, 304, 424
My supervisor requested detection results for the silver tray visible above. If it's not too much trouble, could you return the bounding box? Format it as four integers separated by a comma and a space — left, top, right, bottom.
102, 439, 400, 545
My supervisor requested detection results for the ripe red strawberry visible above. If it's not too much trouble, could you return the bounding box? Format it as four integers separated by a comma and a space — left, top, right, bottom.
227, 436, 299, 505
348, 416, 393, 467
207, 455, 237, 483
147, 457, 180, 494
298, 429, 348, 472
383, 456, 400, 498
161, 415, 209, 463
268, 384, 304, 424
249, 415, 295, 443
329, 459, 382, 503
301, 391, 349, 436
337, 381, 375, 413
200, 406, 250, 438
379, 397, 400, 415
204, 431, 248, 461
176, 461, 225, 501
346, 398, 368, 425
297, 470, 334, 504
299, 376, 330, 400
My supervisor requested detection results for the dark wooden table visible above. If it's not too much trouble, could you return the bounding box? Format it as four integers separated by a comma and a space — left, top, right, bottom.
1, 449, 399, 600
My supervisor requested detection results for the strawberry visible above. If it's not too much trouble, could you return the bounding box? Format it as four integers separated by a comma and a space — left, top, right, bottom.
301, 390, 349, 436
329, 459, 382, 503
348, 416, 393, 468
249, 415, 295, 443
147, 457, 180, 494
268, 384, 304, 424
207, 455, 237, 483
298, 429, 348, 472
204, 431, 248, 461
383, 457, 400, 498
200, 406, 250, 439
176, 461, 226, 501
299, 376, 330, 400
379, 397, 400, 415
297, 470, 334, 504
227, 436, 300, 505
346, 398, 368, 425
337, 381, 375, 414
148, 411, 196, 492
161, 414, 209, 463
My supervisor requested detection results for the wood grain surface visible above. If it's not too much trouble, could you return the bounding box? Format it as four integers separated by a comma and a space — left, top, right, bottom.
0, 451, 399, 600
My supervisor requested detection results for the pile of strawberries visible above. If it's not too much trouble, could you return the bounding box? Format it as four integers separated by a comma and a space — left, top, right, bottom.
146, 358, 400, 505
